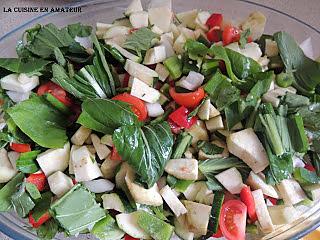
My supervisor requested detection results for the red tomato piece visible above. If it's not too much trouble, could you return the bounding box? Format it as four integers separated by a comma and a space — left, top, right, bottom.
264, 195, 278, 205
240, 186, 257, 222
29, 211, 51, 228
26, 173, 47, 191
112, 93, 148, 121
37, 81, 73, 107
304, 164, 316, 172
168, 106, 197, 129
169, 87, 205, 109
110, 146, 122, 161
10, 143, 31, 153
124, 234, 139, 240
219, 200, 247, 240
212, 225, 223, 238
167, 119, 182, 134
222, 26, 240, 46
206, 13, 223, 28
207, 28, 222, 43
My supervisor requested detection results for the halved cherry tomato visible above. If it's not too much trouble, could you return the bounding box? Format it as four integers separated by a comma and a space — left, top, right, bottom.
222, 26, 240, 46
37, 81, 73, 107
110, 146, 122, 161
212, 225, 223, 238
304, 164, 316, 172
124, 234, 139, 240
219, 200, 247, 240
169, 87, 205, 109
29, 211, 51, 228
168, 106, 197, 129
207, 28, 222, 43
206, 13, 223, 28
240, 186, 257, 222
10, 143, 31, 153
26, 173, 47, 191
112, 93, 148, 121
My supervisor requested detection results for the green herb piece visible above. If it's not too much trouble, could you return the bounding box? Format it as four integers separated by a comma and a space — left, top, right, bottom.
113, 122, 174, 188
206, 191, 224, 237
201, 59, 219, 76
206, 177, 223, 191
67, 23, 92, 38
50, 184, 105, 235
32, 192, 52, 222
36, 219, 59, 240
53, 47, 66, 66
239, 29, 251, 49
0, 173, 24, 211
282, 93, 310, 112
224, 102, 242, 130
25, 182, 41, 200
43, 93, 69, 114
0, 58, 51, 76
276, 72, 294, 88
182, 54, 199, 74
11, 183, 35, 217
297, 103, 320, 131
287, 114, 309, 153
91, 214, 125, 240
294, 167, 319, 185
164, 55, 182, 80
104, 44, 125, 63
171, 132, 193, 159
7, 96, 68, 148
167, 175, 194, 192
150, 206, 169, 221
16, 150, 41, 174
77, 98, 139, 134
184, 39, 208, 60
197, 140, 224, 155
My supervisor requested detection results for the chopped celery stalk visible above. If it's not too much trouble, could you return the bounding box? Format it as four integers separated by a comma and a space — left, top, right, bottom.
171, 132, 193, 159
287, 115, 309, 153
44, 93, 69, 114
201, 59, 219, 76
164, 56, 182, 80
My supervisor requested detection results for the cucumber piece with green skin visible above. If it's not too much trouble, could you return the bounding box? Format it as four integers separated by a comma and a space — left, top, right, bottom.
92, 215, 125, 240
164, 55, 183, 80
137, 210, 174, 240
206, 191, 224, 236
44, 93, 69, 114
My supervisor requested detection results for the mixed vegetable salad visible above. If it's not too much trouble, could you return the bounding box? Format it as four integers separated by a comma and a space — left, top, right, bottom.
1, 0, 320, 239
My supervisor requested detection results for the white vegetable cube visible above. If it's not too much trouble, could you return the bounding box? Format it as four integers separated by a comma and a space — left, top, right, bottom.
36, 142, 70, 177
129, 11, 149, 29
215, 167, 244, 194
160, 185, 187, 217
195, 11, 211, 31
177, 71, 204, 91
143, 46, 167, 65
69, 145, 80, 174
103, 26, 130, 39
252, 189, 274, 233
241, 42, 263, 61
100, 157, 122, 179
6, 90, 30, 103
96, 22, 112, 31
186, 120, 209, 147
130, 77, 160, 103
72, 146, 102, 182
173, 34, 186, 54
265, 39, 279, 57
124, 59, 158, 86
83, 179, 115, 193
227, 128, 269, 173
159, 33, 175, 58
148, 7, 172, 33
155, 63, 169, 82
197, 99, 211, 120
174, 216, 194, 240
7, 151, 20, 170
277, 179, 307, 205
148, 0, 172, 10
1, 73, 39, 93
183, 181, 206, 201
102, 193, 125, 212
268, 205, 299, 225
91, 134, 111, 160
125, 0, 143, 16
151, 25, 164, 35
48, 171, 73, 197
100, 134, 113, 147
205, 115, 224, 132
146, 102, 164, 117
176, 9, 198, 29
71, 126, 92, 146
246, 171, 279, 198
209, 104, 220, 118
241, 11, 266, 40
165, 158, 198, 180
0, 149, 17, 183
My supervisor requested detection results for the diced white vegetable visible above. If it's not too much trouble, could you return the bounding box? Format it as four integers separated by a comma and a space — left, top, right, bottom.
125, 59, 158, 86
215, 167, 244, 194
115, 162, 133, 190
71, 126, 92, 146
100, 134, 113, 147
241, 42, 262, 61
303, 184, 320, 201
96, 22, 112, 31
155, 63, 169, 82
186, 120, 209, 147
100, 156, 122, 179
125, 171, 163, 206
300, 37, 314, 60
72, 146, 102, 182
129, 11, 149, 29
91, 134, 111, 160
268, 205, 299, 225
107, 42, 140, 62
68, 145, 80, 174
148, 7, 172, 32
183, 181, 206, 201
1, 74, 39, 93
160, 185, 187, 217
130, 77, 160, 103
149, 0, 172, 10
262, 91, 280, 108
183, 200, 211, 235
37, 142, 70, 177
146, 102, 164, 117
116, 212, 150, 239
143, 45, 167, 64
241, 11, 266, 40
194, 11, 210, 31
173, 34, 186, 54
83, 179, 114, 193
161, 32, 174, 45
151, 25, 164, 34
165, 159, 198, 180
231, 122, 243, 131
74, 36, 93, 49
273, 86, 297, 95
252, 189, 274, 233
6, 90, 30, 103
197, 99, 211, 121
104, 26, 130, 39
159, 33, 175, 58
87, 145, 97, 155
292, 155, 306, 168
205, 115, 224, 132
265, 39, 279, 57
174, 216, 194, 240
194, 184, 213, 205
47, 171, 73, 197
125, 0, 143, 16
209, 105, 220, 118
246, 171, 279, 198
227, 128, 269, 173
184, 150, 193, 159
102, 193, 125, 212
178, 26, 196, 40
176, 10, 198, 29
7, 151, 19, 170
277, 179, 307, 205
0, 149, 17, 183
177, 71, 204, 91
258, 56, 270, 71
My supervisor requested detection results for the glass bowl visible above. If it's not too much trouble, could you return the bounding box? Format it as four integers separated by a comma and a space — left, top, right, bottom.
0, 0, 320, 239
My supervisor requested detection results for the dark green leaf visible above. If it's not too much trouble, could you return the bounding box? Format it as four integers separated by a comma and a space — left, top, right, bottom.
16, 150, 41, 174
67, 23, 92, 38
171, 132, 193, 159
296, 103, 320, 131
282, 93, 310, 112
113, 122, 174, 188
11, 183, 35, 217
25, 182, 41, 200
36, 219, 59, 240
77, 98, 139, 134
184, 39, 208, 60
294, 167, 319, 185
197, 140, 224, 155
0, 58, 51, 76
287, 114, 309, 153
0, 173, 24, 211
7, 96, 68, 148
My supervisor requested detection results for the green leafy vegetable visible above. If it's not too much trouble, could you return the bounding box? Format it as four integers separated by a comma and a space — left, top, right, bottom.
67, 23, 92, 38
171, 132, 192, 159
287, 114, 309, 153
0, 173, 24, 212
91, 214, 124, 240
184, 39, 208, 60
296, 103, 320, 131
239, 29, 251, 49
11, 183, 35, 217
167, 175, 194, 192
113, 122, 174, 188
294, 167, 319, 185
50, 184, 105, 235
0, 58, 51, 76
44, 93, 70, 114
36, 219, 59, 240
197, 140, 224, 155
7, 96, 68, 148
16, 150, 41, 174
32, 192, 52, 222
77, 98, 139, 134
25, 182, 41, 200
53, 47, 66, 66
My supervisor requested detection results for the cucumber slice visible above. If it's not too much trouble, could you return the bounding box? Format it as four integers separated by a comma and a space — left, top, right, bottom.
102, 193, 125, 213
207, 191, 224, 235
116, 212, 150, 239
92, 215, 125, 240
